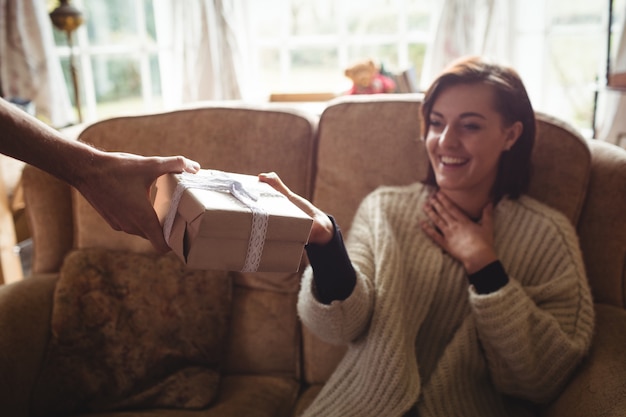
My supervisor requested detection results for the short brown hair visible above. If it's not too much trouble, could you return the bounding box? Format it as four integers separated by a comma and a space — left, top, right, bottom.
421, 56, 536, 201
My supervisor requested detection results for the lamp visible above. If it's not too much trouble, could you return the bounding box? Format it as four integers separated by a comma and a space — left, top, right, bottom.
50, 0, 84, 123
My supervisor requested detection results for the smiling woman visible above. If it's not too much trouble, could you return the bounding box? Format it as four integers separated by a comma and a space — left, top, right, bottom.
258, 56, 595, 417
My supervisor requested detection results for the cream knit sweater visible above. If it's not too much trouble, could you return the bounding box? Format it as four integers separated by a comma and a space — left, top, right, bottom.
298, 183, 594, 417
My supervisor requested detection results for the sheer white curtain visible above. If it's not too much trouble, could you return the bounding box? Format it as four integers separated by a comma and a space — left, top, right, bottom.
154, 0, 249, 107
0, 0, 74, 126
420, 0, 512, 88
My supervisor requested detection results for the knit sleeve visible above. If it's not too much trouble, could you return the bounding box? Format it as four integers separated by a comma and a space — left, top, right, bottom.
469, 201, 595, 404
297, 196, 378, 346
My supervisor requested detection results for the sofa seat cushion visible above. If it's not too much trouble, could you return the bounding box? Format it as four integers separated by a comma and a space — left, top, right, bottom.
73, 375, 301, 417
195, 374, 301, 417
0, 273, 58, 415
30, 249, 232, 416
291, 384, 323, 417
539, 303, 626, 417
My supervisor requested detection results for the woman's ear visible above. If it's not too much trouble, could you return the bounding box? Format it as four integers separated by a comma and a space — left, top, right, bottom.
504, 121, 523, 150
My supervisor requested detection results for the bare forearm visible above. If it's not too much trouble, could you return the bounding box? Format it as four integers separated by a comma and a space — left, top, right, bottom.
0, 98, 96, 187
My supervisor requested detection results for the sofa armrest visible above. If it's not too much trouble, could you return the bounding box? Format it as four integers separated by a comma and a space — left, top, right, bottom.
0, 274, 58, 417
540, 303, 626, 417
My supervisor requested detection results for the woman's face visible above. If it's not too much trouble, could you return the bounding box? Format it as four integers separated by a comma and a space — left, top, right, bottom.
425, 83, 521, 199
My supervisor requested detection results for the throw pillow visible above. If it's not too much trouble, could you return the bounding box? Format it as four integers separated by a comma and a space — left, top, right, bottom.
30, 249, 232, 416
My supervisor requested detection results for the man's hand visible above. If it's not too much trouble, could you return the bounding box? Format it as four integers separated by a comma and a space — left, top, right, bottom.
75, 150, 200, 253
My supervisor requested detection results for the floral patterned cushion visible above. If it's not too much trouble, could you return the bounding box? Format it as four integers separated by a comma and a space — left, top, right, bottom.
30, 249, 232, 416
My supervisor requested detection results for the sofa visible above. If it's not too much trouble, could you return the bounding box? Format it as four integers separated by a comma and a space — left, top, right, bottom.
0, 94, 624, 417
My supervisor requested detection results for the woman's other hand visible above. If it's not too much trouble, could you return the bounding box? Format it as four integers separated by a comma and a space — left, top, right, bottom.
421, 191, 498, 274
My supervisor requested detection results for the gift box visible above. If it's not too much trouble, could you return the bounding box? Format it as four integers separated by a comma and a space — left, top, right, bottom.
154, 169, 313, 272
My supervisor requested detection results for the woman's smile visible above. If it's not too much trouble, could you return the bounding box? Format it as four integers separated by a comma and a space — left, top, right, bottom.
438, 154, 469, 167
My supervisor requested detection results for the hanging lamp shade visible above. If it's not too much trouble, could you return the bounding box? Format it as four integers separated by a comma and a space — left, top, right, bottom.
50, 0, 84, 33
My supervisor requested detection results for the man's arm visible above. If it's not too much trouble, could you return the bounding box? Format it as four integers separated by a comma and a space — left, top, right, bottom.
0, 98, 200, 252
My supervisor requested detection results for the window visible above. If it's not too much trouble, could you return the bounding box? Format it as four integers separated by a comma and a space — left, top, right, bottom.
48, 0, 164, 121
49, 0, 621, 138
247, 0, 432, 96
537, 0, 626, 136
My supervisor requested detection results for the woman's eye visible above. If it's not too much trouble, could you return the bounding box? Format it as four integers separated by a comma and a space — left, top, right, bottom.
430, 119, 443, 129
463, 123, 481, 131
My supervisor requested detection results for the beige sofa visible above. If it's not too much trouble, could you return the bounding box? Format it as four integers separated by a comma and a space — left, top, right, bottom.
0, 94, 624, 417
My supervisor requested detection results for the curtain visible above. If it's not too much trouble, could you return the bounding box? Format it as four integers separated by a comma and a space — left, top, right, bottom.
154, 0, 249, 107
420, 0, 512, 89
0, 0, 74, 127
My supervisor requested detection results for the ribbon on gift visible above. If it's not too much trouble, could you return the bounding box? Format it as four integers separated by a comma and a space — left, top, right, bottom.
162, 170, 270, 272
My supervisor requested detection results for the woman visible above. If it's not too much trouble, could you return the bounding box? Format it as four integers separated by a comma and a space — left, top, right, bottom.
260, 56, 594, 417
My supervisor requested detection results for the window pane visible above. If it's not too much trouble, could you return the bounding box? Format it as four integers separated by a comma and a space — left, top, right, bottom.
250, 0, 286, 38
546, 0, 614, 132
144, 0, 157, 41
290, 48, 341, 92
59, 56, 82, 111
406, 1, 432, 32
347, 0, 398, 35
150, 54, 162, 97
84, 0, 140, 46
546, 34, 603, 129
50, 28, 69, 47
408, 42, 427, 81
291, 0, 337, 35
91, 56, 141, 101
90, 55, 142, 120
258, 48, 282, 93
348, 44, 398, 71
609, 0, 626, 73
547, 0, 603, 25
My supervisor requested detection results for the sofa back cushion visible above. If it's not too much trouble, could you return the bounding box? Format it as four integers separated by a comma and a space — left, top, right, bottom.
306, 94, 427, 384
529, 115, 626, 308
305, 95, 594, 384
530, 113, 591, 224
312, 94, 428, 233
22, 166, 73, 273
73, 104, 318, 253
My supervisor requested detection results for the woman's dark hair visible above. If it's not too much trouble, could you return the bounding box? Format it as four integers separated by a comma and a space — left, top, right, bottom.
421, 56, 536, 201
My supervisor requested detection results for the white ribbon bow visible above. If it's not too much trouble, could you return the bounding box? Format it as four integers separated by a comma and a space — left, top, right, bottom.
162, 170, 269, 272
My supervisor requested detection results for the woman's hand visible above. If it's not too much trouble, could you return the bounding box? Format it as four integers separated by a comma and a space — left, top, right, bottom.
259, 172, 334, 245
421, 192, 498, 274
